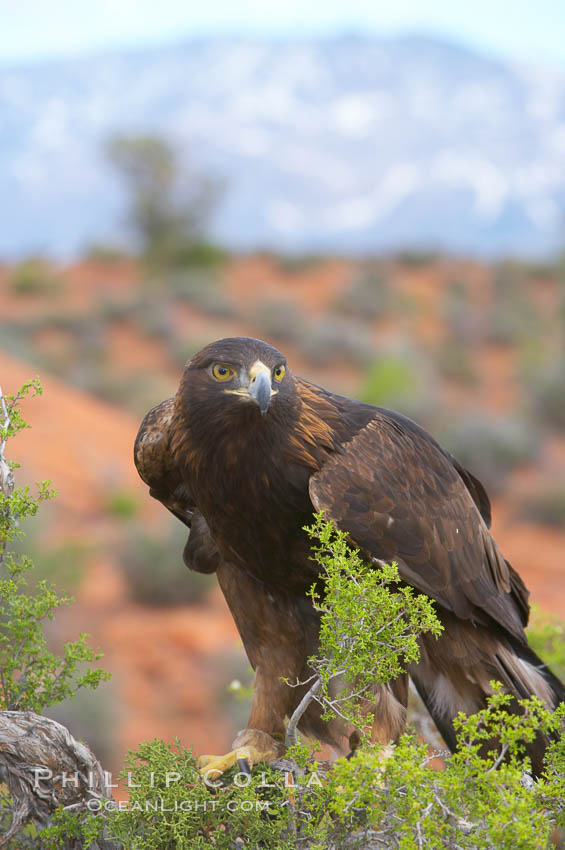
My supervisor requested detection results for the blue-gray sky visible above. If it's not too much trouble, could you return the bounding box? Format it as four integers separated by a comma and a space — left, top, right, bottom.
2, 0, 565, 66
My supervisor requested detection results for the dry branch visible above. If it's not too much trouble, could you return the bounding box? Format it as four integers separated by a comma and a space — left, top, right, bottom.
0, 710, 119, 849
0, 386, 14, 503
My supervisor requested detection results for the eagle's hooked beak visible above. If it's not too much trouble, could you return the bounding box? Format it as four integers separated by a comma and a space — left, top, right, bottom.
248, 362, 272, 415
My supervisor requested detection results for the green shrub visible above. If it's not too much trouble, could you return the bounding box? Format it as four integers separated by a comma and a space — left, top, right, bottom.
46, 678, 118, 768
520, 261, 557, 279
10, 518, 88, 592
168, 337, 213, 370
491, 260, 527, 300
519, 487, 565, 530
105, 133, 223, 272
482, 262, 537, 346
131, 298, 173, 339
170, 239, 227, 268
165, 268, 218, 298
442, 278, 480, 341
167, 269, 237, 317
184, 286, 238, 318
0, 379, 109, 713
71, 369, 174, 418
437, 414, 537, 495
296, 515, 442, 732
254, 299, 305, 342
332, 266, 390, 321
43, 738, 295, 850
436, 340, 478, 385
96, 297, 138, 323
144, 235, 227, 272
359, 352, 440, 428
483, 300, 536, 347
298, 318, 375, 367
274, 253, 322, 273
394, 249, 440, 266
106, 488, 140, 519
42, 517, 565, 849
524, 359, 565, 432
84, 243, 129, 263
315, 691, 563, 849
118, 518, 214, 606
216, 652, 254, 742
8, 258, 61, 295
359, 355, 418, 406
528, 605, 565, 682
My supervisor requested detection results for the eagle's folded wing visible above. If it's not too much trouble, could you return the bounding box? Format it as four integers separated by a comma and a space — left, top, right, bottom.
134, 398, 221, 574
309, 413, 528, 643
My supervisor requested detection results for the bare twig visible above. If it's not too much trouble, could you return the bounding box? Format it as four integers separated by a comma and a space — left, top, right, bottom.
0, 387, 14, 502
286, 677, 322, 747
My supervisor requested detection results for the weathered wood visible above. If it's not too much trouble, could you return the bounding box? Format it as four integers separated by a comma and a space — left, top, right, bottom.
0, 710, 119, 849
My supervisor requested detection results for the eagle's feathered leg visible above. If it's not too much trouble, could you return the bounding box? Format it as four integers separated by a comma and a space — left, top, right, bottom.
343, 676, 409, 764
199, 564, 319, 775
369, 674, 409, 745
209, 564, 412, 774
295, 673, 410, 757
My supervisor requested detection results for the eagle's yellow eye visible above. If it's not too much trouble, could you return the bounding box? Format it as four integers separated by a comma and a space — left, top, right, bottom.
273, 365, 286, 382
212, 363, 236, 381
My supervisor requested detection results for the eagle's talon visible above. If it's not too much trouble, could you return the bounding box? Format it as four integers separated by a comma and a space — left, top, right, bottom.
237, 756, 252, 776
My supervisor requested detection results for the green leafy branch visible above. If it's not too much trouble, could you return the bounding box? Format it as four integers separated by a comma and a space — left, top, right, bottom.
0, 378, 56, 558
285, 514, 443, 743
0, 380, 109, 714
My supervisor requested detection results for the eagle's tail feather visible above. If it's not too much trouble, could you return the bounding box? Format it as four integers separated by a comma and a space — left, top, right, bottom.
491, 641, 564, 776
509, 639, 565, 707
410, 635, 565, 777
410, 674, 458, 752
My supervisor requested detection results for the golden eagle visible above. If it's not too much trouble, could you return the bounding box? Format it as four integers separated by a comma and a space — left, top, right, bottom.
134, 337, 564, 776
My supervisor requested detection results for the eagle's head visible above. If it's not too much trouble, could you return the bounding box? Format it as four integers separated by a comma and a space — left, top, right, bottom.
178, 338, 297, 431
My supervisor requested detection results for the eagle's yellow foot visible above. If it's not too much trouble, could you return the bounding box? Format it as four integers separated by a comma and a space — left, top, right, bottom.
199, 745, 259, 779
198, 729, 284, 780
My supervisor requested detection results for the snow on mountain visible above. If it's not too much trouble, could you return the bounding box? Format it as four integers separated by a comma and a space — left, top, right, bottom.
1, 34, 565, 258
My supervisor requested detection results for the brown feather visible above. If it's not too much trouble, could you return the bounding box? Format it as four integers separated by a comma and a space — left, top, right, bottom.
309, 414, 526, 641
134, 397, 220, 574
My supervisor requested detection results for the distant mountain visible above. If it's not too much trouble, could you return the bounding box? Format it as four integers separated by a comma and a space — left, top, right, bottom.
1, 35, 565, 258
